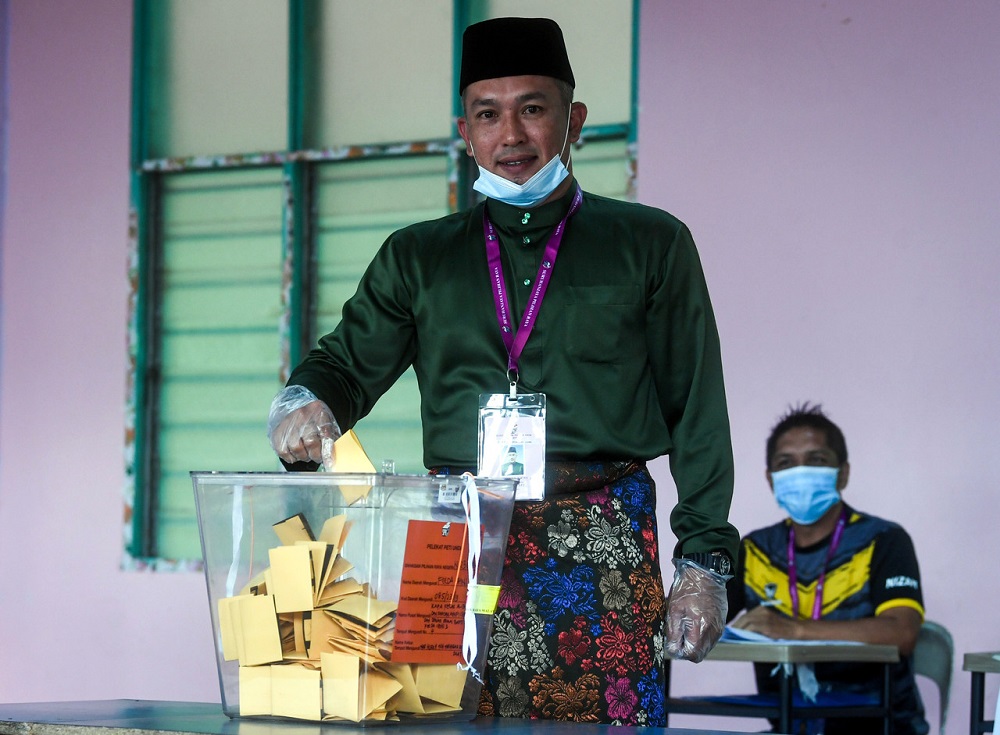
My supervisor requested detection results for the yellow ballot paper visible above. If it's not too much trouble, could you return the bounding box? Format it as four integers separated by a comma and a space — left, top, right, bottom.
381, 662, 424, 714
318, 514, 348, 547
328, 595, 397, 629
321, 651, 361, 721
323, 430, 376, 473
272, 513, 315, 545
320, 652, 403, 721
413, 663, 468, 710
320, 430, 379, 503
219, 594, 283, 667
270, 663, 322, 721
238, 666, 272, 716
268, 545, 315, 614
360, 669, 403, 720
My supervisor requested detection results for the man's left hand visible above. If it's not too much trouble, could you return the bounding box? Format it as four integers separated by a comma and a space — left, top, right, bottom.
664, 558, 729, 662
730, 605, 801, 639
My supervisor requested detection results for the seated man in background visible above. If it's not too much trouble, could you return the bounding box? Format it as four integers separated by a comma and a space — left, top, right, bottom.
728, 403, 929, 735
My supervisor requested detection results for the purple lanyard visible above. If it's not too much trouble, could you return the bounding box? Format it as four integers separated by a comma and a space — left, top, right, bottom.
787, 508, 848, 620
483, 187, 583, 382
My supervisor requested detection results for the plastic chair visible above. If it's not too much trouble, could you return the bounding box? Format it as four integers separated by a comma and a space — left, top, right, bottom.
912, 620, 954, 735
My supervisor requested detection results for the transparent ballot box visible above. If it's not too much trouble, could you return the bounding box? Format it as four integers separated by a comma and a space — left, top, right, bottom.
192, 472, 517, 724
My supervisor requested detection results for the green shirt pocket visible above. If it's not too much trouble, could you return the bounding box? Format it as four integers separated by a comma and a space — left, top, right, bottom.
564, 284, 644, 364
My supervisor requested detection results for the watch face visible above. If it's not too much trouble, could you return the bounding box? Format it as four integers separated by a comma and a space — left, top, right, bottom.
685, 552, 732, 575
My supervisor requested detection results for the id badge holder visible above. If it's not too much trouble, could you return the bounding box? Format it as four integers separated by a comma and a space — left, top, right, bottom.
478, 392, 546, 501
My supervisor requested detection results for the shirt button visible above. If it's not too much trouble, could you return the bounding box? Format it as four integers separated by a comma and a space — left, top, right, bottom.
522, 236, 531, 244
523, 278, 531, 286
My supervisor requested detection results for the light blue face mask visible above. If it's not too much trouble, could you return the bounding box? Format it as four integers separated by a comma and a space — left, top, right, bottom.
470, 107, 572, 208
472, 153, 570, 207
771, 465, 841, 525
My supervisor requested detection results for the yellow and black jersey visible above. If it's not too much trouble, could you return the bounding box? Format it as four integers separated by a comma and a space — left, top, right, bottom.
728, 504, 928, 735
732, 505, 923, 621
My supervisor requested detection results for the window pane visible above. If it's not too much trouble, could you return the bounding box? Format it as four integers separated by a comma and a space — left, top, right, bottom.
308, 0, 453, 147
476, 0, 633, 126
155, 168, 285, 559
313, 155, 451, 472
572, 138, 631, 200
148, 0, 288, 158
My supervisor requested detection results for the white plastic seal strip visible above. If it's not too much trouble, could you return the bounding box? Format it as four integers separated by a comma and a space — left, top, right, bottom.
226, 484, 245, 598
795, 662, 820, 702
768, 662, 819, 703
458, 473, 485, 683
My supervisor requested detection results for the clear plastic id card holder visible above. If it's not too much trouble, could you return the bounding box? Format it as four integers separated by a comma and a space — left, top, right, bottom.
478, 392, 546, 501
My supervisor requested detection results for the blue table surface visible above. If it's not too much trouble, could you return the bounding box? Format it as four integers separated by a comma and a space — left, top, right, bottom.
0, 700, 739, 735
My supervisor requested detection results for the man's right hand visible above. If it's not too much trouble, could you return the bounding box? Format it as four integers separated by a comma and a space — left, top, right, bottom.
664, 558, 729, 663
267, 386, 342, 465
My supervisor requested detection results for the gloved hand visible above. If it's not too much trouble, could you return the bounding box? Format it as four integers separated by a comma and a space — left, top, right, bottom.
267, 385, 342, 467
664, 557, 729, 663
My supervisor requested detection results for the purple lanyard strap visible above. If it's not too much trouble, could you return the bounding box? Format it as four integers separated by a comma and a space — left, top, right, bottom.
483, 187, 583, 383
787, 508, 848, 620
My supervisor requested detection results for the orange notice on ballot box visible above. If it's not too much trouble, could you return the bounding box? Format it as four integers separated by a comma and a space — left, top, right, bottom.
391, 520, 469, 665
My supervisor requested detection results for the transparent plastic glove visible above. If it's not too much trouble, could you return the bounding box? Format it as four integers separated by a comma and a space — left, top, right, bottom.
664, 557, 730, 663
267, 385, 342, 467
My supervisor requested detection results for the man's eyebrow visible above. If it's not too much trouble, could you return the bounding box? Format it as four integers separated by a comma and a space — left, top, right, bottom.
805, 447, 836, 456
468, 91, 551, 109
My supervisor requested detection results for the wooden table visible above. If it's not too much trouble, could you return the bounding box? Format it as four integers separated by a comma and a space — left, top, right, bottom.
963, 651, 1000, 735
665, 640, 900, 735
0, 699, 740, 735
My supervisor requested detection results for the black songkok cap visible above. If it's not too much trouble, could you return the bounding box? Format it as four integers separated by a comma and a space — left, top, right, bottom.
459, 17, 575, 94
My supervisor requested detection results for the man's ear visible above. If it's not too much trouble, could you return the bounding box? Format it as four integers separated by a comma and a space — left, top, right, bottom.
456, 117, 473, 156
837, 462, 851, 491
568, 101, 588, 144
765, 468, 774, 491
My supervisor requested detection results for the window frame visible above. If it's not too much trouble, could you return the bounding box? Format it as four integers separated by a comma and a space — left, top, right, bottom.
124, 0, 639, 569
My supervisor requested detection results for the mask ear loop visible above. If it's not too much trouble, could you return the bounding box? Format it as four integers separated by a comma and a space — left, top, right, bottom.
558, 102, 574, 167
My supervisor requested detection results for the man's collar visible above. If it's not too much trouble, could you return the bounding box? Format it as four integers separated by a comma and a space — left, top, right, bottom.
484, 179, 579, 231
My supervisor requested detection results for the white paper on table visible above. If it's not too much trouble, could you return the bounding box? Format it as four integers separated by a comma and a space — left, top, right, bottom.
721, 625, 863, 646
720, 625, 774, 642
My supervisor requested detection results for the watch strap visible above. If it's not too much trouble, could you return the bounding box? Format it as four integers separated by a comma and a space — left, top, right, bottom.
681, 550, 733, 577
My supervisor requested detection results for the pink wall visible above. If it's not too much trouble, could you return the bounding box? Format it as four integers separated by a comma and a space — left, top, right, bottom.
0, 0, 220, 703
0, 1, 998, 732
639, 1, 1000, 732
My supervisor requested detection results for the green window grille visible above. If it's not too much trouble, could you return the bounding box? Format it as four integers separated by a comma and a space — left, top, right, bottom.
126, 0, 638, 567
